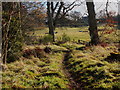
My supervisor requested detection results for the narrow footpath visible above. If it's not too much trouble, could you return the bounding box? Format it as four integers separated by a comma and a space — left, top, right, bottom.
61, 50, 81, 89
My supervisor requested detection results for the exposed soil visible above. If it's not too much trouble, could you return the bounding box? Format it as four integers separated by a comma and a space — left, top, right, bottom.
104, 53, 120, 62
62, 51, 82, 89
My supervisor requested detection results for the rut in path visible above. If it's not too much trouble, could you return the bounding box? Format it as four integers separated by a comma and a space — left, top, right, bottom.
61, 51, 81, 89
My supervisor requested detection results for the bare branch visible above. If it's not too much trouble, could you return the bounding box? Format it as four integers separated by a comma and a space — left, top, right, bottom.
62, 1, 84, 18
51, 2, 54, 12
54, 2, 64, 24
106, 0, 109, 17
51, 2, 59, 17
54, 2, 59, 11
63, 1, 76, 10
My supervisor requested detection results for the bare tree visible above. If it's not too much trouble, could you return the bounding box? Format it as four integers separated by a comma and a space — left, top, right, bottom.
47, 2, 63, 42
86, 0, 100, 45
47, 1, 83, 42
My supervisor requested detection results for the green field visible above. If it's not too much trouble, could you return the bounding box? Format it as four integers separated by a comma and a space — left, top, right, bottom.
31, 27, 90, 42
30, 26, 120, 43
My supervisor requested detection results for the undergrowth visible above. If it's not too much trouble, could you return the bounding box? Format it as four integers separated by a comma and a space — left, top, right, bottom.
64, 45, 120, 89
2, 46, 69, 89
2, 44, 120, 89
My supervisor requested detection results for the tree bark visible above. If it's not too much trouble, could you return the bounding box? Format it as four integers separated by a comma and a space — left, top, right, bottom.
118, 2, 120, 29
86, 1, 100, 45
47, 2, 55, 42
118, 15, 120, 29
2, 13, 12, 64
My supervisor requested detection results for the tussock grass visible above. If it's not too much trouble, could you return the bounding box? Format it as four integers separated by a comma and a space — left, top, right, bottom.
64, 45, 120, 89
2, 46, 69, 88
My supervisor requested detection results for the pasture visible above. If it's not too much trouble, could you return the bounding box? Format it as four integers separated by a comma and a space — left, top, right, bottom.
29, 26, 120, 44
31, 27, 90, 41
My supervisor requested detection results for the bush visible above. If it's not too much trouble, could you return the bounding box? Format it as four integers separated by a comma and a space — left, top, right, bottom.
7, 41, 23, 63
23, 49, 34, 58
34, 47, 46, 58
23, 47, 46, 59
40, 35, 53, 44
61, 33, 70, 43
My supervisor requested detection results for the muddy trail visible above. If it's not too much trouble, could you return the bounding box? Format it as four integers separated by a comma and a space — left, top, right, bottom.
61, 50, 81, 89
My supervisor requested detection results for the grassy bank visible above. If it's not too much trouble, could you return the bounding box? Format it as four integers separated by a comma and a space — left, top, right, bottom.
64, 44, 120, 89
2, 46, 69, 88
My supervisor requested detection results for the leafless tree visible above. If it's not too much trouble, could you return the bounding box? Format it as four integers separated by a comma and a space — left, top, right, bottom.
47, 0, 83, 42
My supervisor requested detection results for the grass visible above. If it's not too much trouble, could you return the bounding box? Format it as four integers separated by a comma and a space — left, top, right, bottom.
2, 43, 120, 89
30, 26, 120, 43
2, 46, 69, 88
30, 27, 90, 42
64, 45, 120, 89
2, 26, 120, 89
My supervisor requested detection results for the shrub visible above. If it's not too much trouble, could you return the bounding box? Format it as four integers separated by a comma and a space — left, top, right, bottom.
40, 35, 53, 44
23, 47, 46, 59
61, 33, 70, 43
7, 41, 23, 63
34, 47, 46, 58
23, 49, 34, 58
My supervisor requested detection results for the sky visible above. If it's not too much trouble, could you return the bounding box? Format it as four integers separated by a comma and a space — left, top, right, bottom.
70, 0, 119, 17
1, 0, 120, 16
44, 0, 119, 17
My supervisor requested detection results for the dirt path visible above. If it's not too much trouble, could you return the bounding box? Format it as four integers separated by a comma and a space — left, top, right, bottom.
61, 51, 81, 89
62, 63, 80, 89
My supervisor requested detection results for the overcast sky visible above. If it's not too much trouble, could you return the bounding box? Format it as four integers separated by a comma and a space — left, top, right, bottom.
2, 0, 119, 16
66, 0, 119, 17
45, 0, 119, 17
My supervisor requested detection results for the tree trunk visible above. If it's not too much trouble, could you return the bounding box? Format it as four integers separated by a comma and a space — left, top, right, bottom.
118, 2, 120, 29
118, 15, 120, 29
3, 35, 8, 64
0, 2, 2, 62
2, 15, 12, 64
47, 2, 55, 42
86, 1, 100, 45
2, 3, 14, 64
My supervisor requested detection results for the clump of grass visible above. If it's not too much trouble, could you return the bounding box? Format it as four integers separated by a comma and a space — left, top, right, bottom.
64, 45, 120, 89
2, 47, 69, 89
39, 35, 53, 44
22, 47, 48, 59
60, 42, 85, 50
61, 33, 71, 43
